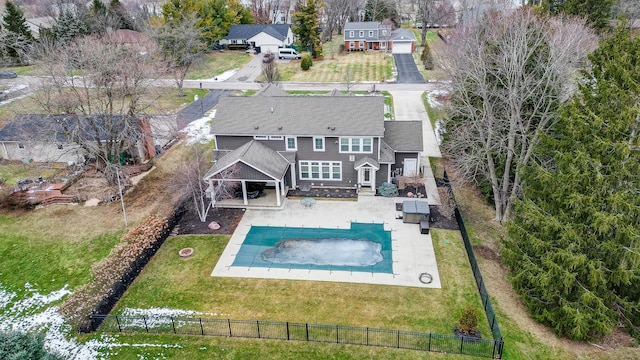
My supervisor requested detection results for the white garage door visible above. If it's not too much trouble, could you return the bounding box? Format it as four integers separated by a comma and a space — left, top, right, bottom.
260, 44, 279, 54
392, 42, 412, 54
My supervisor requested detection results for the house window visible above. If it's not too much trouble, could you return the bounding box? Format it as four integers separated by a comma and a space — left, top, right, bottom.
269, 135, 284, 140
286, 136, 297, 151
253, 135, 268, 140
382, 30, 387, 36
359, 30, 364, 37
339, 137, 373, 153
359, 42, 364, 50
350, 31, 354, 37
232, 40, 237, 44
18, 142, 24, 149
381, 42, 386, 49
349, 42, 354, 49
299, 161, 341, 180
313, 137, 324, 151
369, 30, 373, 37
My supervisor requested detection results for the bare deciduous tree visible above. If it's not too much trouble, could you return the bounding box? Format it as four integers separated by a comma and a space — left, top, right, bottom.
171, 144, 212, 222
33, 34, 162, 184
151, 13, 206, 97
416, 0, 456, 46
322, 0, 352, 40
440, 9, 597, 223
261, 51, 280, 83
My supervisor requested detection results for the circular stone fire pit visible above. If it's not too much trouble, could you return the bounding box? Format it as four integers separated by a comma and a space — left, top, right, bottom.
179, 248, 194, 258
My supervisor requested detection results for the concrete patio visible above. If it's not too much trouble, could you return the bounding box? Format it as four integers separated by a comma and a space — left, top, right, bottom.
212, 195, 441, 288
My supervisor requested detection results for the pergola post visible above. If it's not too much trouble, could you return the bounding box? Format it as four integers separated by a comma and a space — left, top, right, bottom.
290, 163, 297, 189
241, 180, 248, 205
275, 180, 281, 207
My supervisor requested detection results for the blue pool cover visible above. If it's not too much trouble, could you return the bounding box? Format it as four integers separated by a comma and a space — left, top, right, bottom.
232, 222, 393, 274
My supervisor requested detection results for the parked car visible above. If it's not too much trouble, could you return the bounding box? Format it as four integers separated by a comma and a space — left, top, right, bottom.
0, 71, 17, 79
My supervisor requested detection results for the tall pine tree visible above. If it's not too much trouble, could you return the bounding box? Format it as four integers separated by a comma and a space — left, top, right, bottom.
292, 0, 322, 58
504, 24, 640, 340
2, 1, 33, 63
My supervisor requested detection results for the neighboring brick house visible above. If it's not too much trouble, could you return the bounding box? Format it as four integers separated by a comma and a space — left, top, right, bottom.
204, 85, 423, 206
220, 24, 294, 54
344, 22, 416, 54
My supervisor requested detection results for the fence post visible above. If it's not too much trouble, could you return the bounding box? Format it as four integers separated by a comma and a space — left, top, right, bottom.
286, 322, 290, 340
366, 327, 369, 346
171, 317, 176, 334
460, 337, 464, 354
115, 315, 122, 332
397, 330, 400, 348
228, 319, 232, 337
305, 323, 309, 341
200, 318, 204, 335
336, 325, 339, 343
428, 333, 431, 351
257, 320, 261, 339
492, 340, 496, 359
143, 315, 148, 333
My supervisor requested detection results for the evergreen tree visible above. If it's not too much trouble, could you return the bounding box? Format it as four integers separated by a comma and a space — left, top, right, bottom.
53, 10, 89, 44
2, 1, 32, 62
109, 0, 134, 30
421, 43, 434, 70
292, 0, 322, 58
0, 331, 62, 360
541, 0, 615, 33
504, 24, 640, 340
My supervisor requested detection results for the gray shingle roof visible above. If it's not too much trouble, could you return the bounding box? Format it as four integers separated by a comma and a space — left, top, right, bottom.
225, 24, 290, 41
0, 114, 135, 142
383, 121, 423, 152
391, 28, 416, 42
257, 84, 289, 97
354, 156, 380, 170
344, 22, 381, 31
212, 96, 385, 137
379, 140, 395, 163
204, 140, 290, 180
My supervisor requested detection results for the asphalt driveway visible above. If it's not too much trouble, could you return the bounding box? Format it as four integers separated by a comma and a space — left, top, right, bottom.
176, 90, 229, 130
393, 54, 425, 84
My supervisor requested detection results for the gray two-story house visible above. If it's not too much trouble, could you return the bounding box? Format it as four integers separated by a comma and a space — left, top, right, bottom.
204, 86, 423, 206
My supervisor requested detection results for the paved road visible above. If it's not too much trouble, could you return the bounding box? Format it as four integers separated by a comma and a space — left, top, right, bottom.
393, 54, 425, 84
176, 90, 229, 130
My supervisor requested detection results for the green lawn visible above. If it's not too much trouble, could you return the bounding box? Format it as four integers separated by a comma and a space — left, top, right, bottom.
98, 333, 472, 359
187, 51, 252, 80
0, 209, 122, 295
113, 231, 489, 336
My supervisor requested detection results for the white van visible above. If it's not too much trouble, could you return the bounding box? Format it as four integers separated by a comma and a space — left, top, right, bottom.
278, 48, 301, 60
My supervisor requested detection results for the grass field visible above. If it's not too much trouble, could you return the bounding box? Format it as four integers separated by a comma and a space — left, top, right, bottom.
113, 231, 489, 336
187, 52, 252, 80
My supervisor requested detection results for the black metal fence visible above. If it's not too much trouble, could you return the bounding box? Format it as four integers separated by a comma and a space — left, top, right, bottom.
444, 170, 504, 357
90, 314, 502, 358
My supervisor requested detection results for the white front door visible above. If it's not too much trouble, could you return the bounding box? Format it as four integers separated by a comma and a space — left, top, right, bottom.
403, 158, 418, 177
362, 168, 372, 187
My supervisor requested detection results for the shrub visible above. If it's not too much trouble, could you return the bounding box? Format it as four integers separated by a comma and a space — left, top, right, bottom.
421, 43, 434, 70
0, 331, 61, 360
301, 54, 313, 70
378, 182, 399, 197
457, 306, 479, 335
60, 213, 169, 329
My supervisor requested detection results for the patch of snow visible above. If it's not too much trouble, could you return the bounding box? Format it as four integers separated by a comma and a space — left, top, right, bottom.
0, 284, 187, 360
426, 90, 448, 109
199, 69, 237, 82
181, 110, 216, 145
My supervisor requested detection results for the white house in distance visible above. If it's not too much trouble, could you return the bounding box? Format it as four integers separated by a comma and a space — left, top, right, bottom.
220, 24, 294, 53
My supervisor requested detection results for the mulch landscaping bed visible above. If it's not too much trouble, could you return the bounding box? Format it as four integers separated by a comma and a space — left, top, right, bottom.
174, 205, 245, 235
287, 187, 358, 199
397, 184, 427, 198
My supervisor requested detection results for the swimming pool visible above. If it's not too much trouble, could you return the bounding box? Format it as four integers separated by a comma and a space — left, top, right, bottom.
232, 222, 393, 274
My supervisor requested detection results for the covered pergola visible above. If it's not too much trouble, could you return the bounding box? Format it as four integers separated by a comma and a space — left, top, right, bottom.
204, 140, 291, 207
